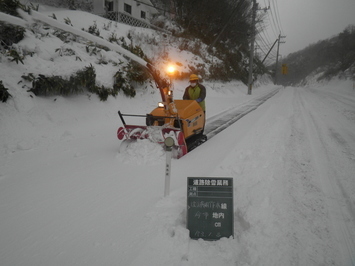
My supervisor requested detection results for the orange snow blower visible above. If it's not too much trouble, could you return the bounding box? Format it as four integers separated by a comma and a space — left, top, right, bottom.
117, 64, 206, 158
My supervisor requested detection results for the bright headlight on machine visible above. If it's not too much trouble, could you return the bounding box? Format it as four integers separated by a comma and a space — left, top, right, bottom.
167, 65, 175, 76
158, 102, 164, 108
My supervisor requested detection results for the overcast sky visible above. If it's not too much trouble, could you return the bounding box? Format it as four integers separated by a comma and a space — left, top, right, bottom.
262, 0, 355, 57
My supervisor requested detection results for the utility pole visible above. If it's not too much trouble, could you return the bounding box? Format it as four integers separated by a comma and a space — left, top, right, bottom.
247, 1, 269, 95
274, 33, 286, 84
247, 0, 257, 95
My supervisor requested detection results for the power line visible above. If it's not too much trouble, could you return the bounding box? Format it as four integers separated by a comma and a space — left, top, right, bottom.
253, 0, 278, 66
273, 0, 284, 34
268, 6, 280, 36
270, 0, 281, 32
255, 0, 286, 68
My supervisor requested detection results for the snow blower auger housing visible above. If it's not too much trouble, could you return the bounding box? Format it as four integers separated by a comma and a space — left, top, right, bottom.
117, 64, 207, 159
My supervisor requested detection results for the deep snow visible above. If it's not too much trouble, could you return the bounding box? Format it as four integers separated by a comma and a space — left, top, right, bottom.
1, 5, 355, 266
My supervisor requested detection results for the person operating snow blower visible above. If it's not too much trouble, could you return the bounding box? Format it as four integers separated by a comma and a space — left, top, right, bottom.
183, 74, 206, 135
183, 74, 206, 112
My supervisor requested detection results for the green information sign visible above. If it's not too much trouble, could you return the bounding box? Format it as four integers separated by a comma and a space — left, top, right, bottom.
187, 177, 234, 240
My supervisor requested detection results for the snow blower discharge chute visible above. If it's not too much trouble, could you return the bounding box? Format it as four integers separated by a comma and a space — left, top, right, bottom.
117, 64, 207, 158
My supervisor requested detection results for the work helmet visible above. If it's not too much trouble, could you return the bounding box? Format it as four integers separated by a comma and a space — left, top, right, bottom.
189, 74, 199, 81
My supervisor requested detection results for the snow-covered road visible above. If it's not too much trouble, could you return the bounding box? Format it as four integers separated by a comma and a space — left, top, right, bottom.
1, 80, 355, 266
291, 85, 355, 264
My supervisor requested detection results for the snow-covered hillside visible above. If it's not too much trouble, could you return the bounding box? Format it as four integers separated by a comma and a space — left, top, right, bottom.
1, 5, 355, 266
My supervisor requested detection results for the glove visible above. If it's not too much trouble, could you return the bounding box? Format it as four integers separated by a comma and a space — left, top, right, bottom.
196, 98, 202, 103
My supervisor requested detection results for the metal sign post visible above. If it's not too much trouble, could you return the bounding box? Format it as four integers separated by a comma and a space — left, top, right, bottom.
164, 137, 174, 197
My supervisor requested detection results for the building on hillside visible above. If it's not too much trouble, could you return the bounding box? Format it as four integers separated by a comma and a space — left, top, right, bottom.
92, 0, 159, 29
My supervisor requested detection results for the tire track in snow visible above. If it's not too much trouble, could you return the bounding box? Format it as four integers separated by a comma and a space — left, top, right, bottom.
296, 88, 355, 266
205, 88, 281, 139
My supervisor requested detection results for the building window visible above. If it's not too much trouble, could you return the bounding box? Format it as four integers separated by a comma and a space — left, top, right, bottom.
124, 3, 132, 14
105, 0, 113, 12
141, 11, 146, 19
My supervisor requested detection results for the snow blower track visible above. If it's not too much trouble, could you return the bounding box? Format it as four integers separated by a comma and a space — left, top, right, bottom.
205, 88, 281, 140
